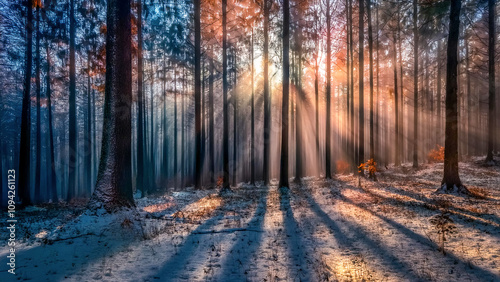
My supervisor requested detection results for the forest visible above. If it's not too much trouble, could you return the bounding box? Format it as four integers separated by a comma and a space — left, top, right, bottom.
0, 0, 499, 280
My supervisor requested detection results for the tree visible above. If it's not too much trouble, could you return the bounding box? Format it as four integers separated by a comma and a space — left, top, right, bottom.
19, 0, 33, 207
68, 0, 77, 201
88, 0, 134, 210
485, 0, 496, 163
440, 0, 467, 193
136, 0, 145, 196
194, 0, 202, 188
412, 0, 419, 168
263, 0, 271, 185
325, 0, 332, 179
358, 0, 365, 169
35, 3, 41, 202
367, 0, 375, 177
279, 0, 290, 191
222, 0, 230, 192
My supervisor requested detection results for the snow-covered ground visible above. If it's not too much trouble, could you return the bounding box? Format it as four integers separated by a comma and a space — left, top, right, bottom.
1, 159, 500, 281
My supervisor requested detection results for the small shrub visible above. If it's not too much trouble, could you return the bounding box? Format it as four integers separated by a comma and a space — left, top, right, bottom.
358, 159, 377, 180
336, 160, 350, 174
429, 211, 457, 255
427, 145, 445, 163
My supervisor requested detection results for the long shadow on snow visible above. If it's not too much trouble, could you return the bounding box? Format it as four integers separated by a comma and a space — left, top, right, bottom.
359, 181, 500, 230
153, 212, 225, 281
330, 180, 500, 280
216, 187, 269, 281
301, 182, 423, 281
280, 187, 313, 281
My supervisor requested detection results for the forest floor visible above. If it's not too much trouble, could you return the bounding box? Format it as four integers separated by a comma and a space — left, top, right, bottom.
1, 157, 500, 282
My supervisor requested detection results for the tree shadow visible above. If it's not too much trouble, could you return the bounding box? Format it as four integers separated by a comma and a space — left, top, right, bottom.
330, 180, 500, 280
279, 187, 313, 281
216, 186, 269, 281
302, 183, 424, 281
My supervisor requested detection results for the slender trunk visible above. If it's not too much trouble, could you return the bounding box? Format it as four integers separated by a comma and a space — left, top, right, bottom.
349, 0, 355, 170
194, 0, 202, 188
85, 51, 92, 196
437, 38, 442, 147
222, 0, 230, 190
397, 6, 404, 164
19, 0, 33, 207
174, 68, 178, 187
393, 32, 400, 167
367, 0, 374, 163
251, 30, 255, 184
486, 0, 496, 162
150, 55, 155, 192
412, 0, 419, 168
232, 49, 238, 186
358, 0, 365, 168
279, 0, 290, 190
136, 0, 144, 196
209, 55, 215, 186
46, 43, 58, 203
68, 0, 77, 201
263, 0, 270, 184
325, 0, 332, 179
35, 6, 41, 203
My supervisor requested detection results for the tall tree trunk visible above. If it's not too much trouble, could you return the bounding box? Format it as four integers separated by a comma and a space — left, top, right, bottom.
136, 0, 145, 196
375, 1, 380, 164
209, 54, 215, 187
194, 0, 202, 188
222, 0, 230, 191
89, 0, 134, 210
486, 0, 496, 162
174, 68, 178, 187
358, 0, 365, 168
465, 35, 471, 155
397, 6, 404, 164
295, 28, 303, 182
325, 0, 332, 179
68, 0, 77, 201
35, 5, 41, 203
250, 30, 255, 184
349, 0, 355, 171
149, 55, 155, 192
46, 44, 58, 203
85, 51, 92, 196
441, 0, 465, 192
367, 0, 375, 179
279, 0, 290, 190
437, 38, 442, 147
263, 0, 270, 185
162, 56, 168, 183
393, 31, 400, 167
232, 49, 238, 186
412, 0, 419, 168
19, 0, 33, 207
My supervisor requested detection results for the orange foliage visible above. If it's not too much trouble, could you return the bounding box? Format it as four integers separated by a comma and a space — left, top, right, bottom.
216, 176, 224, 187
427, 145, 444, 163
336, 160, 350, 174
358, 159, 377, 176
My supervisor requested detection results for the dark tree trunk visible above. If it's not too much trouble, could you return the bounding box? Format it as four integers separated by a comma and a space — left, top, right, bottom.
349, 0, 355, 171
263, 0, 270, 185
194, 0, 202, 188
279, 0, 290, 190
162, 56, 168, 184
440, 0, 465, 192
250, 30, 255, 185
486, 0, 496, 162
19, 0, 33, 207
68, 0, 77, 201
325, 0, 332, 179
88, 0, 134, 210
222, 0, 230, 191
85, 51, 92, 197
136, 0, 145, 196
209, 54, 215, 187
46, 44, 58, 203
35, 6, 41, 203
174, 68, 178, 187
232, 49, 238, 186
412, 0, 419, 168
393, 32, 400, 167
367, 0, 376, 180
437, 38, 442, 147
358, 0, 365, 169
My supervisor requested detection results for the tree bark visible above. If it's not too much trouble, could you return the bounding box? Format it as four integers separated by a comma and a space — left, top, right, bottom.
358, 0, 365, 169
19, 0, 33, 207
68, 0, 77, 201
222, 0, 230, 191
325, 0, 332, 179
412, 0, 419, 168
441, 0, 464, 191
263, 0, 270, 185
194, 0, 202, 188
486, 0, 496, 162
88, 0, 134, 210
279, 0, 290, 190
